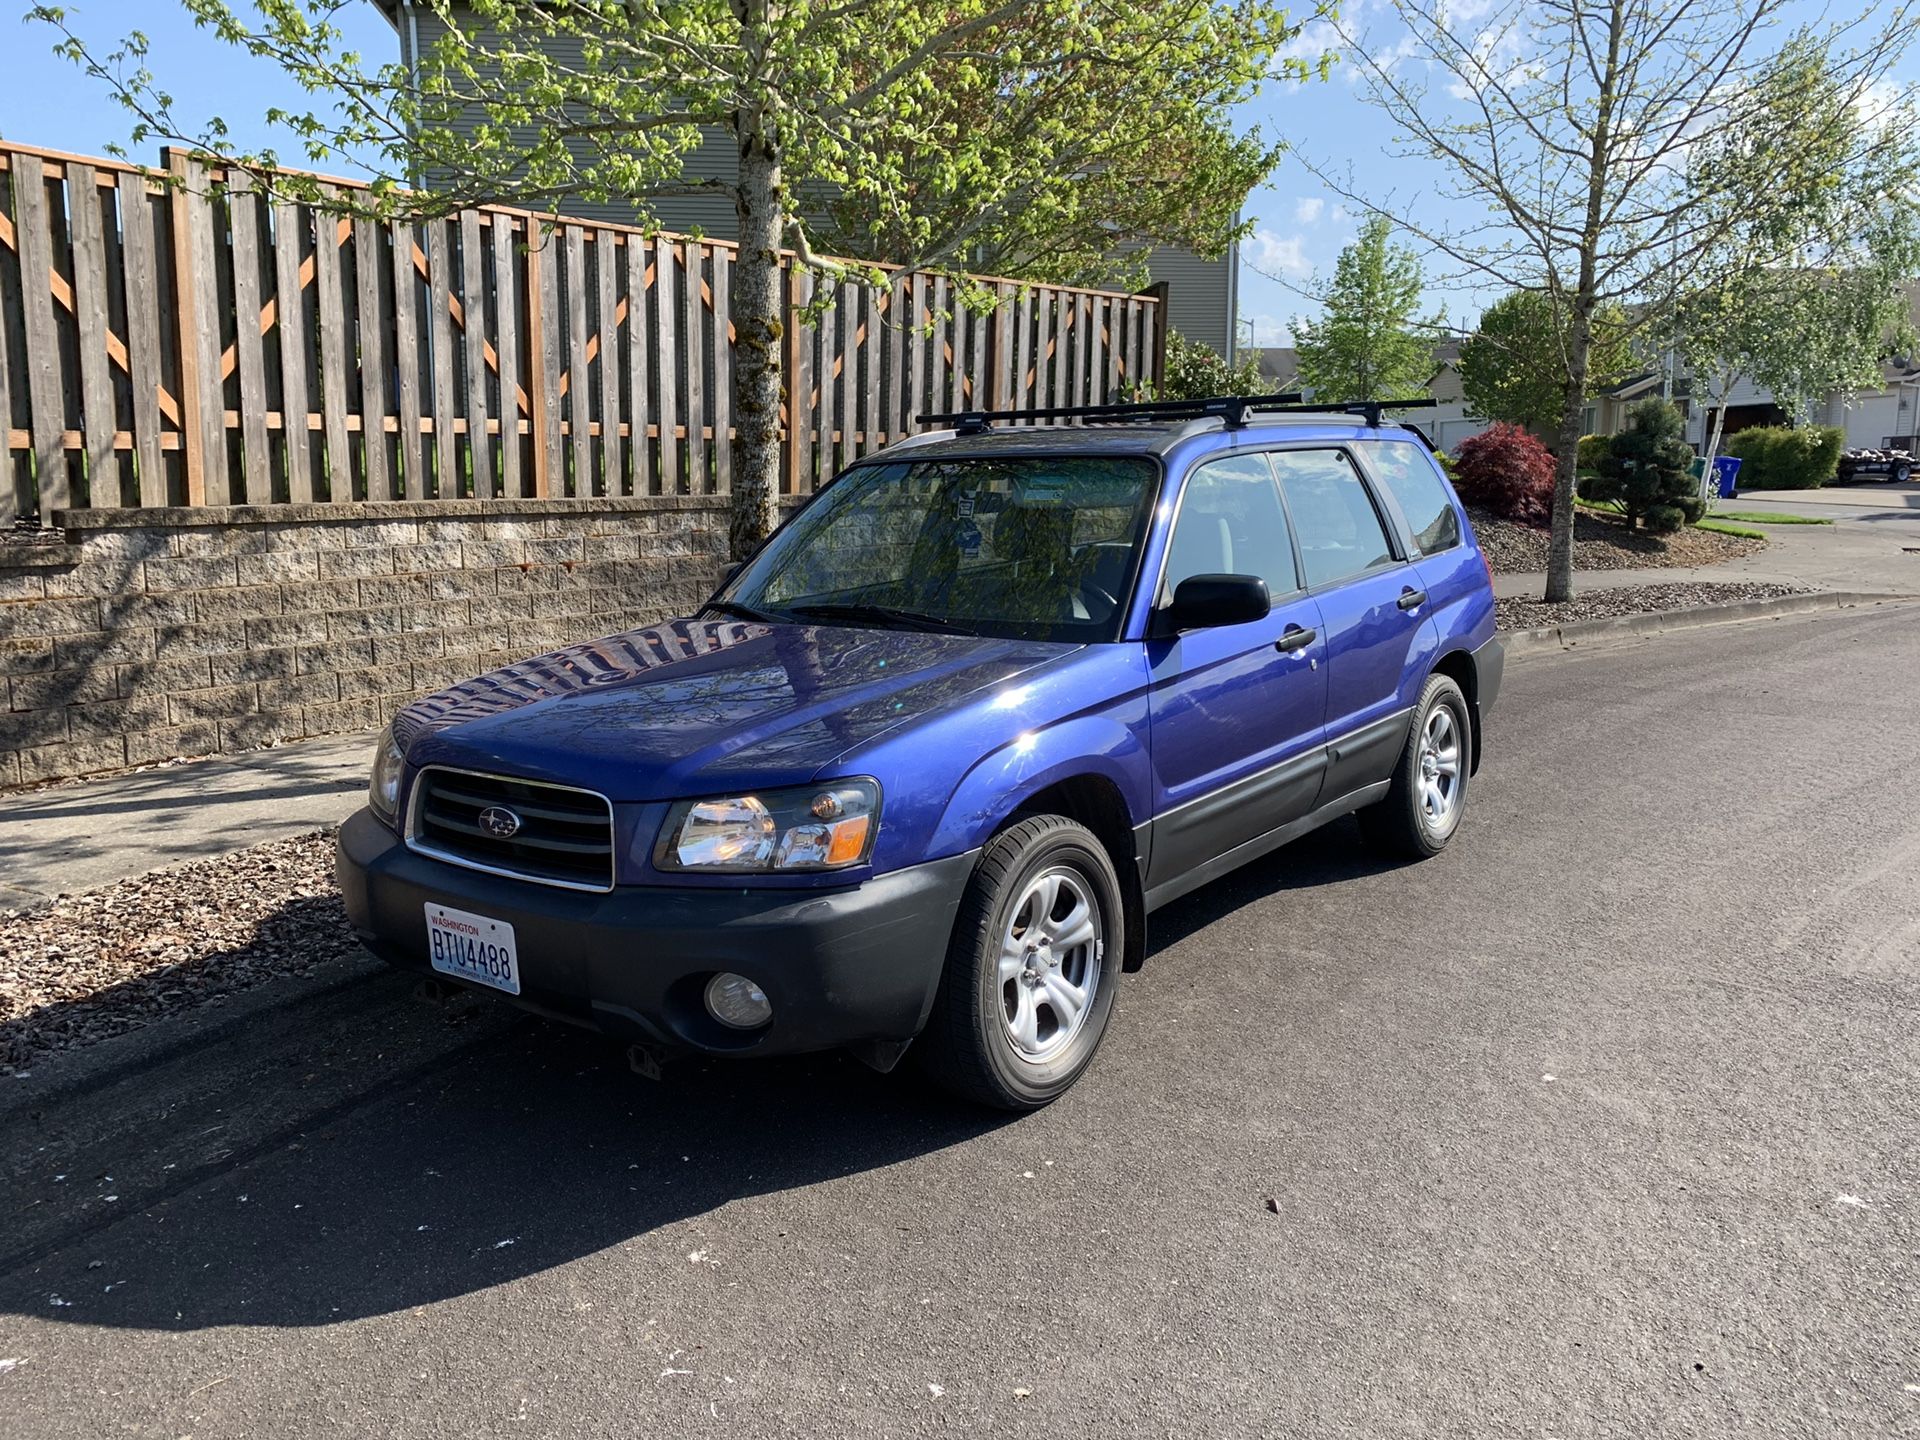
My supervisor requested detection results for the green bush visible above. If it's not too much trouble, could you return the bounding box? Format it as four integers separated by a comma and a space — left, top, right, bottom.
1576, 399, 1704, 535
1723, 425, 1843, 490
1576, 433, 1610, 475
1141, 330, 1275, 402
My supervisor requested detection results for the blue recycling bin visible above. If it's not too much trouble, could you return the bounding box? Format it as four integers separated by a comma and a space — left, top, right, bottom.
1711, 455, 1742, 498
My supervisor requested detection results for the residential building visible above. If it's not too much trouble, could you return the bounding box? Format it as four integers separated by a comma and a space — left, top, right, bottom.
369, 1, 1239, 360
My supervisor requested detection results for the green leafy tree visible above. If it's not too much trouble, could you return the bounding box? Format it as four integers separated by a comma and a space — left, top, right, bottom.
1677, 37, 1920, 468
1578, 399, 1704, 533
1300, 0, 1914, 599
33, 0, 1324, 558
1290, 217, 1440, 403
1458, 291, 1632, 437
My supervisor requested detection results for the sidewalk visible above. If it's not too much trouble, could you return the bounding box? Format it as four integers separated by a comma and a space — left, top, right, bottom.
0, 729, 374, 908
1495, 486, 1920, 600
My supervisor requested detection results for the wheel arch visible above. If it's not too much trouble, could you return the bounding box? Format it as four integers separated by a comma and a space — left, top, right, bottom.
1003, 773, 1149, 974
1430, 648, 1484, 774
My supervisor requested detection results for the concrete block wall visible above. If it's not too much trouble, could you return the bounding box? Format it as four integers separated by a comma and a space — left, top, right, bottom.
0, 497, 732, 788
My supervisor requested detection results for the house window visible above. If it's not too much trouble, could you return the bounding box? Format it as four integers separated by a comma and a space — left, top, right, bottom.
1581, 406, 1598, 434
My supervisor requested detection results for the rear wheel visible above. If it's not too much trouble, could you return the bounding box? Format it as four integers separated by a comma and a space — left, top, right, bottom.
1359, 673, 1471, 860
916, 816, 1123, 1110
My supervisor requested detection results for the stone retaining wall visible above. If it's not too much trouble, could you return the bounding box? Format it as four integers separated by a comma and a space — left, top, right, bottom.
0, 498, 734, 787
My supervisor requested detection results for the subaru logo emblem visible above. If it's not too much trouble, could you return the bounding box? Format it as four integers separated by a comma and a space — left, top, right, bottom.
477, 805, 523, 839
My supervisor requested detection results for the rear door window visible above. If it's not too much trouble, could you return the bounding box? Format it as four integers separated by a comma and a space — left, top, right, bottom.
1365, 439, 1462, 555
1269, 449, 1398, 590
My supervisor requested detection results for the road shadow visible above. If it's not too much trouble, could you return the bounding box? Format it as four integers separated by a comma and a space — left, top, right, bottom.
0, 816, 1398, 1333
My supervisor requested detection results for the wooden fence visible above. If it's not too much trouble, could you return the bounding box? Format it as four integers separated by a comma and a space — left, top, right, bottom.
0, 142, 1167, 521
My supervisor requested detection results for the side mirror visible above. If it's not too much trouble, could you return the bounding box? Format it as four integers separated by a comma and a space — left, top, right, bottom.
1162, 573, 1271, 633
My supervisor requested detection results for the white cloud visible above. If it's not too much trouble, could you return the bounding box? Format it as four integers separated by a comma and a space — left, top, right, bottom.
1246, 228, 1312, 280
1293, 197, 1326, 225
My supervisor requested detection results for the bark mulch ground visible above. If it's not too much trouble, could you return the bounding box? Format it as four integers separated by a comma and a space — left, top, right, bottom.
1473, 507, 1768, 574
1495, 580, 1811, 633
1, 829, 357, 1076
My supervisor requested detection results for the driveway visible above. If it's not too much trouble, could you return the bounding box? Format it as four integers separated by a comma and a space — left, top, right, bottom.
2, 606, 1917, 1438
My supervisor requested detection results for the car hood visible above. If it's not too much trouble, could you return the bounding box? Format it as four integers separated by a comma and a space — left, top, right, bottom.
395, 618, 1077, 801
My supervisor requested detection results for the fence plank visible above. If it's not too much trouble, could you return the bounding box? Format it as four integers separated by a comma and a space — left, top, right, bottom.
227, 179, 272, 503
862, 283, 881, 455
0, 161, 17, 522
814, 284, 835, 487
428, 220, 458, 497
786, 264, 811, 493
390, 220, 424, 499
625, 230, 651, 495
682, 240, 707, 492
352, 216, 390, 499
270, 194, 313, 503
907, 275, 927, 432
67, 162, 118, 501
1051, 292, 1071, 418
561, 226, 587, 496
939, 276, 962, 416
596, 229, 621, 495
1011, 287, 1033, 411
462, 211, 493, 498
653, 235, 678, 492
530, 224, 560, 496
15, 154, 70, 512
880, 276, 904, 443
312, 197, 352, 499
1077, 293, 1095, 407
1103, 297, 1121, 403
118, 174, 167, 505
711, 244, 730, 493
837, 285, 857, 472
490, 216, 522, 498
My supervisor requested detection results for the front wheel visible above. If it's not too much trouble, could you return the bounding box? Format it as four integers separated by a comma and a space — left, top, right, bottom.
1359, 673, 1472, 860
915, 816, 1124, 1110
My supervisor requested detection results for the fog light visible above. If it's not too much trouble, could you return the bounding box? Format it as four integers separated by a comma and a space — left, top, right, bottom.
704, 972, 772, 1030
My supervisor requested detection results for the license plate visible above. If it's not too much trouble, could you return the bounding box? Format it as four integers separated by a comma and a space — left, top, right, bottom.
425, 903, 521, 996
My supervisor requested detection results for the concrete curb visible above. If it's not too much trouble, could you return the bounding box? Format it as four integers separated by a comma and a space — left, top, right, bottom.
1503, 590, 1920, 659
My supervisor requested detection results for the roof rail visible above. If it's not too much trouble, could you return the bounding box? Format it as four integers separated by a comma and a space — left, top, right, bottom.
917, 394, 1437, 435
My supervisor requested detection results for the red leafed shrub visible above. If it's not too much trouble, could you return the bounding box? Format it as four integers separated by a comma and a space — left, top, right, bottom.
1451, 422, 1556, 526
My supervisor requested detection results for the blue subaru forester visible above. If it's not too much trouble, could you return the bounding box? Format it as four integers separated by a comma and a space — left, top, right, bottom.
338, 397, 1503, 1109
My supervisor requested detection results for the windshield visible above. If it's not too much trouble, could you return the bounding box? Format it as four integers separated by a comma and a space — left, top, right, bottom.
721, 455, 1162, 642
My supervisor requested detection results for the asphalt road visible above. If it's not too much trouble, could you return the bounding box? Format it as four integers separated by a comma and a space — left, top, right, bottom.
3, 607, 1917, 1438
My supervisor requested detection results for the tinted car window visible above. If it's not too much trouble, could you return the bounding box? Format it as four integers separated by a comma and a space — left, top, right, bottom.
1271, 449, 1396, 590
1161, 453, 1299, 600
1367, 439, 1462, 554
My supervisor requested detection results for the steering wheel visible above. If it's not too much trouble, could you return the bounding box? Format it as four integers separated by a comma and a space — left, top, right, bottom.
1076, 578, 1121, 622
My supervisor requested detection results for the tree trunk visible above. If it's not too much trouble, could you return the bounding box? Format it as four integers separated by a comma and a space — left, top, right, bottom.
728, 118, 785, 561
1544, 308, 1592, 603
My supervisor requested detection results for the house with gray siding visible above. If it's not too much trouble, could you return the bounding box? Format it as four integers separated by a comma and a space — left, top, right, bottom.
370, 0, 1239, 360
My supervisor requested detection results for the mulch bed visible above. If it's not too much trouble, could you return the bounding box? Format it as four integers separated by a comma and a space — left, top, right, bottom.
0, 829, 358, 1076
1495, 581, 1811, 632
1472, 507, 1768, 574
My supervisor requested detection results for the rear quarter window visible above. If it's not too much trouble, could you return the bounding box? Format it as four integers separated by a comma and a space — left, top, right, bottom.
1367, 439, 1462, 555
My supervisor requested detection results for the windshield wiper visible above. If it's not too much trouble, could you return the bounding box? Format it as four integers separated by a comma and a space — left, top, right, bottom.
703, 598, 783, 624
786, 602, 977, 636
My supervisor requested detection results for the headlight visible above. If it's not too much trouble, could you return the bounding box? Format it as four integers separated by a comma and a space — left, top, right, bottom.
368, 724, 408, 823
656, 780, 880, 873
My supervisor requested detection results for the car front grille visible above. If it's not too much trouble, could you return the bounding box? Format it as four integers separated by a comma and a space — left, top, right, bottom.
408, 768, 616, 892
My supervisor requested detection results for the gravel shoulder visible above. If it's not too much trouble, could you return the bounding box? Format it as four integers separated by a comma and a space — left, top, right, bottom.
1473, 507, 1767, 573
1495, 580, 1811, 632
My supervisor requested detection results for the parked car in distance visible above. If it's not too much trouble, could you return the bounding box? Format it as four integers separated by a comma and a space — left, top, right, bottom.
337, 396, 1503, 1109
1836, 447, 1914, 485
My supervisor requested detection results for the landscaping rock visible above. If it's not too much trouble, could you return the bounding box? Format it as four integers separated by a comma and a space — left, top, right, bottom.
1473, 507, 1767, 574
0, 829, 356, 1075
1496, 581, 1812, 632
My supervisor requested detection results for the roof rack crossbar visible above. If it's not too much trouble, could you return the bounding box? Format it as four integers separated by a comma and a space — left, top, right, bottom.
917, 394, 1437, 436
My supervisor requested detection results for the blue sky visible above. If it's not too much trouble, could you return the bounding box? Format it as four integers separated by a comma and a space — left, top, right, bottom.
5, 1, 1914, 353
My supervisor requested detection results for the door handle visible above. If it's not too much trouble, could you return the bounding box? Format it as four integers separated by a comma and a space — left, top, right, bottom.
1397, 587, 1428, 611
1274, 625, 1317, 654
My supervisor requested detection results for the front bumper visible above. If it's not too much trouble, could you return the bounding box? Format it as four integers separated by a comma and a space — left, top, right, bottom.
336, 808, 975, 1058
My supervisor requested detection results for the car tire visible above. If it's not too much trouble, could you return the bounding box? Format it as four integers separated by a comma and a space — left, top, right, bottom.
1359, 672, 1472, 860
1894, 462, 1912, 485
915, 815, 1124, 1110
